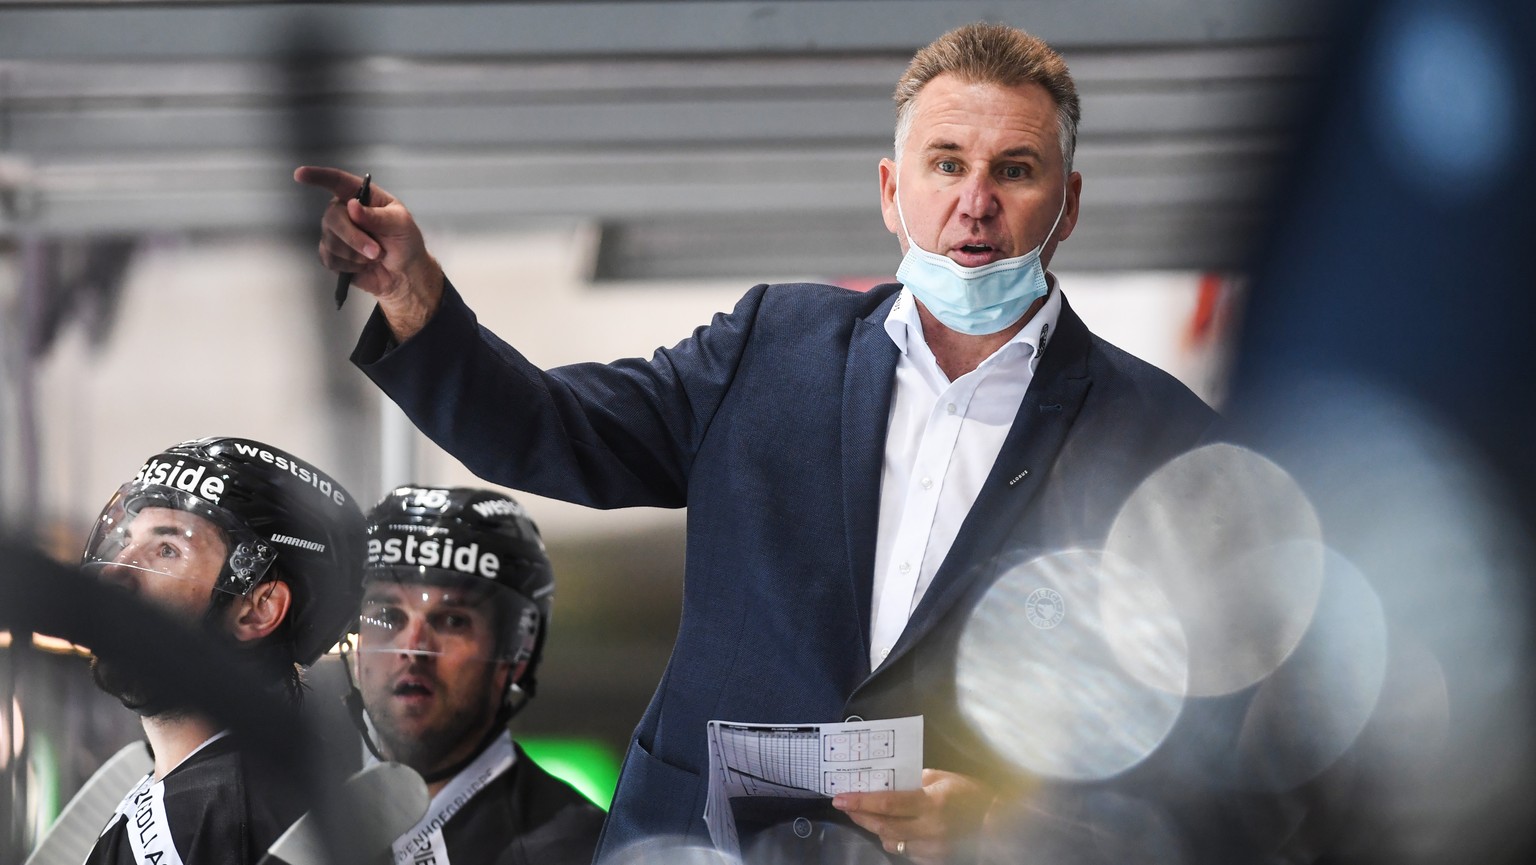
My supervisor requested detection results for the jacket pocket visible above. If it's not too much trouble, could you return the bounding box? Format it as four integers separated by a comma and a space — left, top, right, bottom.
600, 735, 706, 854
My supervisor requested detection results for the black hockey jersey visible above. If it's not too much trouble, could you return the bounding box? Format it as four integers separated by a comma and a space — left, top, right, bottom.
86, 733, 303, 865
386, 731, 604, 865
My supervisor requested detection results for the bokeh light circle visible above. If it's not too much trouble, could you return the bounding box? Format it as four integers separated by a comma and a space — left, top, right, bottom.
1105, 443, 1325, 697
1235, 546, 1389, 792
1371, 0, 1520, 192
957, 549, 1186, 782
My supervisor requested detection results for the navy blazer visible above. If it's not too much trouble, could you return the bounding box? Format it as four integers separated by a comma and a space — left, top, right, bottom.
355, 280, 1216, 858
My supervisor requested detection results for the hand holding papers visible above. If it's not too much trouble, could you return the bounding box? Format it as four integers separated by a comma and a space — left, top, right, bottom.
704, 715, 923, 856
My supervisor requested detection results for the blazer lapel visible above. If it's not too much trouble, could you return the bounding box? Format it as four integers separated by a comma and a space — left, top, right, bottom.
841, 291, 902, 655
870, 296, 1095, 676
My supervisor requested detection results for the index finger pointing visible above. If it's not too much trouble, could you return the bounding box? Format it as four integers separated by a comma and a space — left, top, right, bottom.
293, 165, 364, 197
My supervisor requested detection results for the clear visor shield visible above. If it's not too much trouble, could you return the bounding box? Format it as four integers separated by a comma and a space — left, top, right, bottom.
356, 571, 535, 665
81, 484, 275, 596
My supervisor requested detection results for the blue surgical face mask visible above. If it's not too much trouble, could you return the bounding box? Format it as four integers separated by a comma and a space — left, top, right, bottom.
894, 177, 1067, 336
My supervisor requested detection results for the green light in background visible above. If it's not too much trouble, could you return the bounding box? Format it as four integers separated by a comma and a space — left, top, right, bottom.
518, 737, 620, 811
28, 734, 61, 847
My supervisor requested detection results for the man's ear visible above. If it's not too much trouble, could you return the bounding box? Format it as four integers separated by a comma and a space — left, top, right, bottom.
228, 580, 292, 644
878, 157, 902, 239
1056, 170, 1083, 243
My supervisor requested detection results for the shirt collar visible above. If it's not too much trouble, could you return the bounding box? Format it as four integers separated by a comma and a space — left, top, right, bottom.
883, 276, 1063, 370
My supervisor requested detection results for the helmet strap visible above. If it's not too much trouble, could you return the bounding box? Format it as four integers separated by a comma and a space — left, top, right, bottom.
337, 637, 389, 762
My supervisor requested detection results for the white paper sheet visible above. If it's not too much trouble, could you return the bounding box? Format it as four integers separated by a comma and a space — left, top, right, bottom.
703, 715, 923, 856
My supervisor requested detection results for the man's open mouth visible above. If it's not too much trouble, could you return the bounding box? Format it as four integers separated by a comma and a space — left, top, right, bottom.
952, 243, 1003, 266
393, 680, 434, 697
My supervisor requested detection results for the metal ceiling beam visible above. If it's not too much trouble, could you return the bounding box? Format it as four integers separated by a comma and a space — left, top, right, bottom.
0, 2, 1322, 61
3, 134, 1281, 232
7, 83, 1287, 155
591, 204, 1260, 280
1, 44, 1305, 100
0, 3, 1311, 274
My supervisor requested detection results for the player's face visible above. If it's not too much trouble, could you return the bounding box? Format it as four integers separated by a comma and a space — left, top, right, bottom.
90, 506, 228, 711
356, 580, 509, 773
93, 506, 229, 618
879, 73, 1080, 271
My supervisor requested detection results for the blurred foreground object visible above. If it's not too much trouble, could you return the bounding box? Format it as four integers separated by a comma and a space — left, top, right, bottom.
24, 743, 151, 865
958, 0, 1536, 862
1224, 0, 1536, 859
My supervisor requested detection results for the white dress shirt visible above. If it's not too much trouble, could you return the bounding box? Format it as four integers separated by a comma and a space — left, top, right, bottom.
868, 283, 1062, 670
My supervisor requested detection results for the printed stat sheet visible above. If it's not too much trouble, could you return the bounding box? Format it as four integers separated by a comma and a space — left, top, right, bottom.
704, 715, 923, 855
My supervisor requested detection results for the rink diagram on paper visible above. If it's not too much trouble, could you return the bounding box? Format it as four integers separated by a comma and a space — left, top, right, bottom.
703, 715, 923, 855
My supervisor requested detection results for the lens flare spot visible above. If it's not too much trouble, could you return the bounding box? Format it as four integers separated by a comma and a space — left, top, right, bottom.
1106, 443, 1325, 697
958, 550, 1185, 782
1371, 0, 1521, 192
1235, 548, 1388, 792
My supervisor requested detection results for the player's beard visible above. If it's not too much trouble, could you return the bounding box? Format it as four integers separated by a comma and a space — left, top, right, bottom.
372, 662, 504, 775
90, 595, 230, 718
90, 654, 157, 714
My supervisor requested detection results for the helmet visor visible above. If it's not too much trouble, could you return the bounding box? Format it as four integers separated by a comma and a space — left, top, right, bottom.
357, 569, 535, 664
81, 483, 276, 596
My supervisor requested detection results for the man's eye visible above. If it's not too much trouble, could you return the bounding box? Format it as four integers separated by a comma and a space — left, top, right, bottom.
157, 542, 181, 559
428, 611, 476, 634
937, 160, 960, 174
362, 606, 405, 629
1000, 165, 1026, 180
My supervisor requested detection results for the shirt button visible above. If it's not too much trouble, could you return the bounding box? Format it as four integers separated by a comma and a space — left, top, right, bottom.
793, 817, 813, 838
879, 647, 891, 660
946, 403, 957, 415
899, 562, 911, 574
920, 477, 933, 490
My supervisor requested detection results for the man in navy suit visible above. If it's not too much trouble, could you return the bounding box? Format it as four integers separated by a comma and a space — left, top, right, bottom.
298, 22, 1214, 863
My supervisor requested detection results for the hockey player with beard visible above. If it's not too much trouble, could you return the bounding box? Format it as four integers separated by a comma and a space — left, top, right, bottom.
79, 436, 366, 865
344, 486, 604, 865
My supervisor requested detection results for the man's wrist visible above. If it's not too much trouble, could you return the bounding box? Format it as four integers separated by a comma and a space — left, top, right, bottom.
379, 255, 445, 343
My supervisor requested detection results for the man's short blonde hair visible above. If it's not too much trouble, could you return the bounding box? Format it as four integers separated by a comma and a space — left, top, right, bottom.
893, 23, 1081, 172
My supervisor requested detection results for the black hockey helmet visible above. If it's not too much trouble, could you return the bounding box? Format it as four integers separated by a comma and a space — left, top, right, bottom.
82, 436, 367, 665
359, 486, 554, 698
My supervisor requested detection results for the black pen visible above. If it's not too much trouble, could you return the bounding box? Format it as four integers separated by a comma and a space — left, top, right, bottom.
334, 173, 372, 310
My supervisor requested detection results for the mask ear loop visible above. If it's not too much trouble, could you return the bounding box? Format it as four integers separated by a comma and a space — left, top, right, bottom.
1042, 183, 1068, 252
893, 174, 917, 249
338, 636, 388, 762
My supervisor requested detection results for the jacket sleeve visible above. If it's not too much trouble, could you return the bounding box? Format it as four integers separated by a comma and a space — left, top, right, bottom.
352, 279, 768, 509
